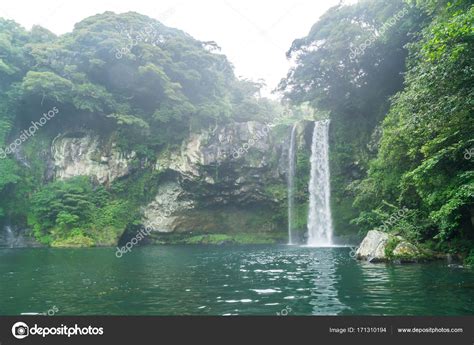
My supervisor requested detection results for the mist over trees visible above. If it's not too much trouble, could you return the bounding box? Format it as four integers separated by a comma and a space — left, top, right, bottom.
280, 0, 473, 254
0, 0, 473, 257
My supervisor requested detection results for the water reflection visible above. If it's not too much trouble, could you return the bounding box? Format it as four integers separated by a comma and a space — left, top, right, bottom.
306, 248, 347, 315
1, 245, 473, 315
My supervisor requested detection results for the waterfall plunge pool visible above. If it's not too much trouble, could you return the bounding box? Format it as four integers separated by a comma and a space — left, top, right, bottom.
1, 245, 473, 316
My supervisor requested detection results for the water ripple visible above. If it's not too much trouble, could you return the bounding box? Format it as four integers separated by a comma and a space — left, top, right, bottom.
1, 246, 473, 315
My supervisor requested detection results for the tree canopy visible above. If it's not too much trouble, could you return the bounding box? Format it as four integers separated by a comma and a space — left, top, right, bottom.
280, 0, 473, 253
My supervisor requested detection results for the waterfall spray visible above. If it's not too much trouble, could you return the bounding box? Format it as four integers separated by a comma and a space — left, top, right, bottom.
2, 225, 25, 248
287, 124, 297, 245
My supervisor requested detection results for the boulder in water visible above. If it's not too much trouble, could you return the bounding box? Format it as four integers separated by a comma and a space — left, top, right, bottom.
356, 230, 389, 262
356, 230, 432, 263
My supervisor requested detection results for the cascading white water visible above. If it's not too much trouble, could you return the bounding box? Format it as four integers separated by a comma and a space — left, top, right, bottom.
307, 120, 333, 246
287, 124, 297, 245
5, 225, 16, 248
3, 225, 25, 248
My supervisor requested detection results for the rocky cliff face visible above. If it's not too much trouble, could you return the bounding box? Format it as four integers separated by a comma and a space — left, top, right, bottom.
51, 132, 135, 185
49, 122, 290, 240
143, 122, 289, 237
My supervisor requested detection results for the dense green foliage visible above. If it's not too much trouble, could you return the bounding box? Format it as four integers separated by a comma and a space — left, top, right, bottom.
354, 0, 474, 252
1, 12, 277, 148
280, 0, 425, 236
28, 176, 136, 246
281, 0, 473, 256
1, 2, 472, 256
0, 12, 280, 245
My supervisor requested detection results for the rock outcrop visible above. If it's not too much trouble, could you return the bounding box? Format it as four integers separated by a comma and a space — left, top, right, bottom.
392, 241, 419, 258
51, 132, 135, 185
142, 121, 290, 235
142, 181, 194, 232
356, 230, 390, 262
356, 230, 423, 263
49, 122, 292, 238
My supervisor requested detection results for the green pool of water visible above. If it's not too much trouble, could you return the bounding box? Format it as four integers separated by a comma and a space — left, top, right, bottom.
1, 245, 473, 315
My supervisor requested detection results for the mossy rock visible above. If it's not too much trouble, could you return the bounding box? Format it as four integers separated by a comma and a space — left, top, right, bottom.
384, 237, 401, 258
185, 234, 234, 245
51, 234, 95, 248
359, 230, 438, 263
386, 238, 432, 263
154, 232, 285, 245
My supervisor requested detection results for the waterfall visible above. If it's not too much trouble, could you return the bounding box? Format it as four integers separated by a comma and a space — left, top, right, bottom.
307, 120, 333, 246
13, 148, 30, 168
287, 124, 297, 245
2, 225, 25, 248
5, 226, 15, 248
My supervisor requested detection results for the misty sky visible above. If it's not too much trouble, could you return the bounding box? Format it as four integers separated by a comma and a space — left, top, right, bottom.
1, 0, 351, 97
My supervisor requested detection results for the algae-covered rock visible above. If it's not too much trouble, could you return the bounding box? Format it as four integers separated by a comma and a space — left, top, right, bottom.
356, 230, 427, 263
392, 241, 419, 258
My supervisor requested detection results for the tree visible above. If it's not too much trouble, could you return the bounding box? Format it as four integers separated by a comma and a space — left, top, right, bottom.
279, 0, 424, 235
355, 1, 474, 249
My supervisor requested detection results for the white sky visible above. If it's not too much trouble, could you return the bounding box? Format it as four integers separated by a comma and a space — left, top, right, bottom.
1, 0, 352, 97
